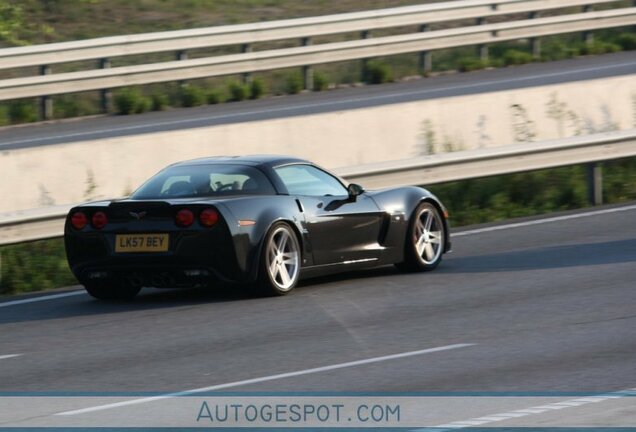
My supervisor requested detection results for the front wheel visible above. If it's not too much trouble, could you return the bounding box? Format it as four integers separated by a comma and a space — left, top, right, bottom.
396, 202, 445, 272
83, 280, 141, 300
256, 222, 301, 296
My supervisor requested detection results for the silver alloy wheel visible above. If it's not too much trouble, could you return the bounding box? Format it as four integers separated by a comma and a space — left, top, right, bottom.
266, 227, 300, 291
413, 207, 443, 265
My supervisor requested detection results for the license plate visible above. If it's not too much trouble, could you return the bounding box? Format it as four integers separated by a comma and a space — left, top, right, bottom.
115, 234, 169, 253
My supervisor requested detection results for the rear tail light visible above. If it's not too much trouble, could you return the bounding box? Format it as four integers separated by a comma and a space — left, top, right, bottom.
199, 208, 219, 227
175, 209, 194, 227
70, 212, 88, 230
91, 211, 108, 229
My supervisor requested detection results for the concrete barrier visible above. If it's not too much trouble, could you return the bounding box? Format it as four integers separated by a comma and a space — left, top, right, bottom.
1, 73, 635, 212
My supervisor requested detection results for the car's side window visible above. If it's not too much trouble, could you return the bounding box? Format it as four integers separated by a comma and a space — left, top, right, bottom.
275, 165, 348, 197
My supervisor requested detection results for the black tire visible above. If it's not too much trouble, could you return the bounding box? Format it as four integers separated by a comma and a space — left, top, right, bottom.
396, 202, 445, 272
84, 280, 141, 300
256, 222, 301, 296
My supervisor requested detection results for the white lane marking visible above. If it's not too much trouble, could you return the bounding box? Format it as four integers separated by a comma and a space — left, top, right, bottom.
0, 290, 84, 308
425, 387, 636, 430
0, 354, 22, 360
454, 204, 636, 237
2, 60, 635, 149
56, 343, 474, 416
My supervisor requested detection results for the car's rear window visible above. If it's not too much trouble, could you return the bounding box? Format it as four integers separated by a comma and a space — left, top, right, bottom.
131, 164, 276, 199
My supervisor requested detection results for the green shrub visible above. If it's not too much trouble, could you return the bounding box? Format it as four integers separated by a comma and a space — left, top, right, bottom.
54, 95, 96, 118
540, 39, 582, 61
249, 79, 266, 100
313, 71, 329, 91
8, 100, 37, 123
457, 57, 490, 72
150, 93, 169, 111
0, 239, 76, 296
227, 81, 249, 102
0, 105, 8, 126
207, 89, 223, 104
285, 72, 303, 94
180, 85, 206, 107
615, 33, 636, 51
580, 40, 621, 55
428, 166, 588, 226
364, 61, 392, 84
114, 88, 151, 115
135, 96, 152, 113
502, 49, 534, 66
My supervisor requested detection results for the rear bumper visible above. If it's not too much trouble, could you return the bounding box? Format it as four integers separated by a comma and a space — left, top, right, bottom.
79, 263, 224, 288
65, 226, 255, 287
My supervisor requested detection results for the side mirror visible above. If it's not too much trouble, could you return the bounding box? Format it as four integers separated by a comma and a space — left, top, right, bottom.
347, 183, 365, 199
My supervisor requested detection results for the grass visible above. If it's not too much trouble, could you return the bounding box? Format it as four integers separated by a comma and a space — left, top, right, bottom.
2, 0, 444, 46
1, 157, 634, 296
428, 158, 636, 226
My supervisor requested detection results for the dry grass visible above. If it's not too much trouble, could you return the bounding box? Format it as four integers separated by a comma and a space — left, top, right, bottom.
13, 0, 446, 45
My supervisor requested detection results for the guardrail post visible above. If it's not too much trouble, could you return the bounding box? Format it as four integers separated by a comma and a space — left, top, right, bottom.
587, 162, 603, 205
241, 44, 252, 84
302, 37, 313, 91
39, 65, 53, 121
529, 12, 541, 59
176, 50, 188, 86
418, 24, 432, 74
99, 58, 112, 113
477, 17, 489, 62
583, 5, 594, 43
360, 30, 371, 82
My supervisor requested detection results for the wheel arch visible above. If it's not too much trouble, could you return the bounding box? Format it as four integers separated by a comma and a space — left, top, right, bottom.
367, 186, 451, 255
249, 218, 304, 282
418, 197, 451, 254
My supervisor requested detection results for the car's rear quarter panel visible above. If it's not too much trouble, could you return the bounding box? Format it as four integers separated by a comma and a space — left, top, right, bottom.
217, 195, 309, 279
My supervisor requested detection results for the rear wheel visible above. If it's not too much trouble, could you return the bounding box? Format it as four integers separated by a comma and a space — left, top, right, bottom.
396, 202, 445, 272
84, 280, 141, 300
256, 223, 301, 296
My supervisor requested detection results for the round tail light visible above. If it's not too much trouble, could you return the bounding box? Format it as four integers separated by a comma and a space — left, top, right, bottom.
175, 209, 194, 227
70, 212, 88, 230
91, 211, 108, 229
199, 208, 219, 227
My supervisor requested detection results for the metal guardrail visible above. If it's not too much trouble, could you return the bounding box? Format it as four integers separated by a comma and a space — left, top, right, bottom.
0, 0, 632, 117
1, 129, 635, 246
339, 129, 636, 186
0, 0, 622, 70
1, 8, 635, 102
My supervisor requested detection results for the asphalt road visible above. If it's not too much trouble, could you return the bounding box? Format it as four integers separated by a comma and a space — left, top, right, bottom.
1, 51, 635, 151
1, 202, 635, 399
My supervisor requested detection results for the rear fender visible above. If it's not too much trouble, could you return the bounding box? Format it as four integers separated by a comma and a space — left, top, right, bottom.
217, 196, 307, 282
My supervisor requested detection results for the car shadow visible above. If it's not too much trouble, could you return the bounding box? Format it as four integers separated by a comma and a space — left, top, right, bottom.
297, 265, 401, 288
1, 239, 633, 325
442, 238, 636, 273
0, 267, 404, 325
0, 283, 253, 325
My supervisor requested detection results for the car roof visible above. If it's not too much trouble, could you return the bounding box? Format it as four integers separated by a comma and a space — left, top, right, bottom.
172, 155, 311, 168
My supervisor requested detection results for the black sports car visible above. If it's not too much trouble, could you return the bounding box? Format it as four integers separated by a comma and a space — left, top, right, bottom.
65, 155, 451, 299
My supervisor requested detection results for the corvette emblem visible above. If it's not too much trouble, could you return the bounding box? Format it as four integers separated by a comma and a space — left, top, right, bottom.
129, 211, 147, 220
